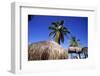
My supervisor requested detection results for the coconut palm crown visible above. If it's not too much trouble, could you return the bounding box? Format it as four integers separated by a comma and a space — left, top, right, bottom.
48, 20, 70, 44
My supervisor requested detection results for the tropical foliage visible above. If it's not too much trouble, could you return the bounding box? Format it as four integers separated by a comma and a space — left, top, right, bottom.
69, 36, 80, 47
48, 20, 70, 44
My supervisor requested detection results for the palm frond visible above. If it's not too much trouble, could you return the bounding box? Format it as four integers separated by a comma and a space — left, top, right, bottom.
52, 22, 59, 27
49, 31, 55, 37
63, 31, 70, 39
48, 26, 56, 30
60, 20, 64, 25
60, 32, 64, 43
63, 27, 70, 34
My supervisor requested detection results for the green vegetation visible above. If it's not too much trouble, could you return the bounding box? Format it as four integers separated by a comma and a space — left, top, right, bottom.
48, 20, 70, 44
69, 36, 80, 47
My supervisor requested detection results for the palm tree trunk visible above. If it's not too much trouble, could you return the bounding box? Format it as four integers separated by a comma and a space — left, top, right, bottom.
55, 31, 60, 44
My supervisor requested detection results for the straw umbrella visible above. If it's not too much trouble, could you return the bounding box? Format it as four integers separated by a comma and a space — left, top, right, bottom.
28, 40, 68, 60
68, 46, 82, 59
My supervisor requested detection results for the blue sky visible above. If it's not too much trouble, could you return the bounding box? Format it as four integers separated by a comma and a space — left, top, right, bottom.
28, 15, 88, 48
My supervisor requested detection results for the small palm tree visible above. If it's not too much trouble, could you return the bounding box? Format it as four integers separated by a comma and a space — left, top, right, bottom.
69, 36, 80, 47
69, 36, 81, 59
48, 20, 70, 44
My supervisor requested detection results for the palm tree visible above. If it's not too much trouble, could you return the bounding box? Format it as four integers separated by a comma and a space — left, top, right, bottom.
68, 36, 81, 59
48, 20, 70, 44
69, 36, 80, 47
